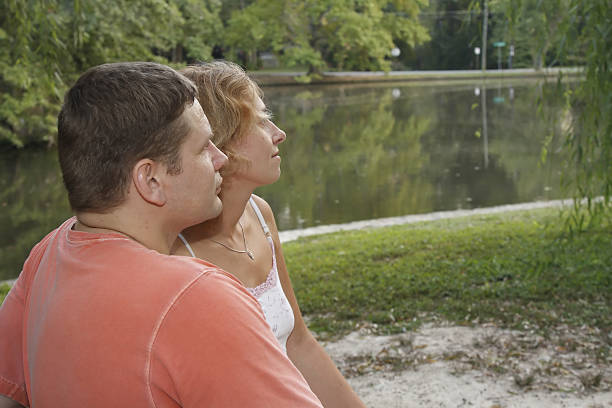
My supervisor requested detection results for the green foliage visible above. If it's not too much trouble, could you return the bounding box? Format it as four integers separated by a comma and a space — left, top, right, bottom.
226, 0, 429, 73
0, 283, 10, 304
0, 0, 69, 147
0, 0, 221, 147
489, 0, 573, 69
171, 0, 222, 62
284, 208, 611, 338
489, 0, 611, 229
404, 0, 483, 70
556, 0, 612, 230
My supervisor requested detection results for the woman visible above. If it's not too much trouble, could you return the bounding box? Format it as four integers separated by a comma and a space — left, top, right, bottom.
174, 61, 365, 407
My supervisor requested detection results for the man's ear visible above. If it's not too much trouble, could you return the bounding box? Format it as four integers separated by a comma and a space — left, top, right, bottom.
132, 159, 167, 206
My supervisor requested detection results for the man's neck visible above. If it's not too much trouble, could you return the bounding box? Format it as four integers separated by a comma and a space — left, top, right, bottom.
75, 210, 176, 255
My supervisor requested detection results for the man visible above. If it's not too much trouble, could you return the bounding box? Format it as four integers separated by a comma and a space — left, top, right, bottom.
0, 62, 322, 407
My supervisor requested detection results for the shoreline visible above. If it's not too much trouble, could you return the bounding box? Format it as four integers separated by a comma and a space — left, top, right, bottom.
278, 198, 573, 243
250, 67, 582, 86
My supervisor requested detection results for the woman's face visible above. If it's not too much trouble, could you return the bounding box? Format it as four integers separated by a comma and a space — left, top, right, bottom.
228, 96, 286, 187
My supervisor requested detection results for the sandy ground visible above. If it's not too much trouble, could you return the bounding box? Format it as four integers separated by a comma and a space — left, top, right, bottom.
322, 321, 611, 408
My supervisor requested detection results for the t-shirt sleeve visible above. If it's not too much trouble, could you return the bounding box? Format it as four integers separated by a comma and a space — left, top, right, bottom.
0, 227, 59, 407
148, 271, 322, 408
0, 273, 29, 406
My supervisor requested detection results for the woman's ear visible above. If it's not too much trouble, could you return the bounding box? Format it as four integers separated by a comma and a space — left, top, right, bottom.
132, 159, 167, 206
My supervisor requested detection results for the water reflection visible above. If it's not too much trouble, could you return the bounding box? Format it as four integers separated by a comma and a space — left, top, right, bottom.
0, 149, 71, 280
259, 79, 568, 230
0, 79, 570, 280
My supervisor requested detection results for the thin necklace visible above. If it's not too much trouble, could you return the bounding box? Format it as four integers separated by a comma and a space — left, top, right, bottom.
210, 220, 254, 260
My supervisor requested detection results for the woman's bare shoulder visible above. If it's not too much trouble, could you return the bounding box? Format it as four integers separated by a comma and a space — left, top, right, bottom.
250, 194, 274, 218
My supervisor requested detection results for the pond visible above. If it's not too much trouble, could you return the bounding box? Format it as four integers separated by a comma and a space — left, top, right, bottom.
0, 78, 571, 281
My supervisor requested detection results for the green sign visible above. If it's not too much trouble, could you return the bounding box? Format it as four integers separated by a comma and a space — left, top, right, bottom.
493, 41, 506, 47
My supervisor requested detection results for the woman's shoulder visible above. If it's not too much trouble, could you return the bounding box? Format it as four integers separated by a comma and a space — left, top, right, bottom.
249, 194, 279, 231
250, 194, 274, 218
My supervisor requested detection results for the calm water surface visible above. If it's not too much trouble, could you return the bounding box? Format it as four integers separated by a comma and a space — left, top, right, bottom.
0, 78, 571, 280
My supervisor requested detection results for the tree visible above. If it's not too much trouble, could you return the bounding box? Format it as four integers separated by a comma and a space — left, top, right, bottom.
225, 0, 429, 74
0, 0, 193, 147
557, 0, 611, 229
168, 0, 223, 63
490, 0, 610, 228
0, 0, 70, 147
402, 0, 482, 70
488, 0, 571, 69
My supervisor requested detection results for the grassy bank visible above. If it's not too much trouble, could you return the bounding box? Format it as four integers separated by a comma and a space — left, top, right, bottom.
284, 207, 610, 339
0, 283, 9, 303
2, 207, 610, 341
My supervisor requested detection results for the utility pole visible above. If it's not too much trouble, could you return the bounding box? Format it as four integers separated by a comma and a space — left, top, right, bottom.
482, 0, 488, 73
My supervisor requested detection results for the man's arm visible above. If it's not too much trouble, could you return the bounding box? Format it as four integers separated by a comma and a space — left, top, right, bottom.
0, 394, 24, 408
0, 278, 29, 407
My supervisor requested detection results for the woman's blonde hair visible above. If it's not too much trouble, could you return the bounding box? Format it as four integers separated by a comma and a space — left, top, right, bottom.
180, 61, 263, 176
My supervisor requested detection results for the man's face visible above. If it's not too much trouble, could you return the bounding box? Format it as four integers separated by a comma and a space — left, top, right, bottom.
165, 99, 227, 230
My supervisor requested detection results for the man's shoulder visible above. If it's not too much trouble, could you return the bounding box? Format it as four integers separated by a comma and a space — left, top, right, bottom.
167, 259, 252, 305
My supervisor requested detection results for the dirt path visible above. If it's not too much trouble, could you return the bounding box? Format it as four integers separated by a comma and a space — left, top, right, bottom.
322, 322, 611, 407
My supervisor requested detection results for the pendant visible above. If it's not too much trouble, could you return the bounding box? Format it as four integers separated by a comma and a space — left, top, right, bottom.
247, 250, 255, 260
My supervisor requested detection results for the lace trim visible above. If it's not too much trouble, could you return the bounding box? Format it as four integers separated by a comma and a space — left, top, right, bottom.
246, 237, 278, 298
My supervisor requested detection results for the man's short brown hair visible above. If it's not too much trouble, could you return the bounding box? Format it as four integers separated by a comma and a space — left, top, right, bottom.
58, 62, 197, 213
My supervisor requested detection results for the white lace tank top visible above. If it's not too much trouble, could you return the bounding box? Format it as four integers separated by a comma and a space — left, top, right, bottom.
177, 197, 295, 354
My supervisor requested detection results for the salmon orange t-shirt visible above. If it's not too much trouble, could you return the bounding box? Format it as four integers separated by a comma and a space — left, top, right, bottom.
0, 218, 322, 407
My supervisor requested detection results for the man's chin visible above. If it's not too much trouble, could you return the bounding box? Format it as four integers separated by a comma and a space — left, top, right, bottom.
210, 198, 223, 219
188, 200, 223, 227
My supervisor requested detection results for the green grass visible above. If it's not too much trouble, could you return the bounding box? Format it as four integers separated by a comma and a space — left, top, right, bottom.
2, 208, 610, 342
284, 208, 611, 339
0, 283, 9, 303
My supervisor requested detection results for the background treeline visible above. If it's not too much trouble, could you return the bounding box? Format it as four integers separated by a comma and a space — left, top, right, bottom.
1, 0, 609, 226
1, 0, 429, 147
0, 0, 596, 148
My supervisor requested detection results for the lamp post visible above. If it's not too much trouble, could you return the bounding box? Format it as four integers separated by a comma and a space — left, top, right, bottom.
482, 0, 488, 73
474, 47, 481, 70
